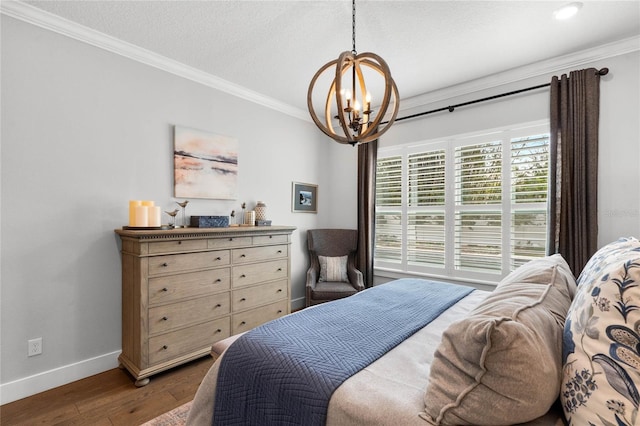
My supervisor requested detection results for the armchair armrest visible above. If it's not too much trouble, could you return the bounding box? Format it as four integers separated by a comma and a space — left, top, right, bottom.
306, 266, 319, 289
347, 254, 365, 291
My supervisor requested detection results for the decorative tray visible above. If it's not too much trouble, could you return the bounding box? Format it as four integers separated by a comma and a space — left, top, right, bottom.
122, 225, 174, 230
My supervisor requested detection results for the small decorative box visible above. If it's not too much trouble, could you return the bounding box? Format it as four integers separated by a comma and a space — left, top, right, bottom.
255, 220, 272, 226
190, 215, 229, 228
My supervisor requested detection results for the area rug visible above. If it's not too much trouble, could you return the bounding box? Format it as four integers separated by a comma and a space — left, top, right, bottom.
142, 400, 192, 426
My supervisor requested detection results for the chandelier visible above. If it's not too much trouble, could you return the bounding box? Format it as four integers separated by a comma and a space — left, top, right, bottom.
307, 0, 399, 145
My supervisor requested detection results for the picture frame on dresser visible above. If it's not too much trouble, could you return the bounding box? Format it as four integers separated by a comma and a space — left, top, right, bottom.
292, 181, 317, 213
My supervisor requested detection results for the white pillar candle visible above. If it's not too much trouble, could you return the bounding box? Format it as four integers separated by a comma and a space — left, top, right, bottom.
134, 206, 149, 227
245, 211, 255, 226
129, 200, 142, 226
148, 206, 162, 227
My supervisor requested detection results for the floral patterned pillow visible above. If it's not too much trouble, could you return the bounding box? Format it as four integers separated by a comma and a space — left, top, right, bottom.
561, 237, 640, 426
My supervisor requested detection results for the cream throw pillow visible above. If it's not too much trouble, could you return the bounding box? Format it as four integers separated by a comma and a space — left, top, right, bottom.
420, 254, 577, 425
318, 255, 349, 282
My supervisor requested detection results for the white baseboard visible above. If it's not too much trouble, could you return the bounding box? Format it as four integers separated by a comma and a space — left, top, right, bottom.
0, 350, 121, 405
291, 296, 305, 312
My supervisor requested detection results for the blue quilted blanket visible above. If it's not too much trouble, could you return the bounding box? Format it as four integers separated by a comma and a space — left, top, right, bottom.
212, 278, 473, 426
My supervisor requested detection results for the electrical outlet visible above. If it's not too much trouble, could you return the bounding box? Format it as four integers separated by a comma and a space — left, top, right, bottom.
28, 337, 42, 357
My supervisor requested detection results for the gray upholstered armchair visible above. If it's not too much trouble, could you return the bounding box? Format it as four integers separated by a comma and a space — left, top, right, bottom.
306, 229, 365, 307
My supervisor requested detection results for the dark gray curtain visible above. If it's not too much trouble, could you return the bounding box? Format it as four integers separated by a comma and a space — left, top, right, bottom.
548, 68, 603, 276
357, 140, 377, 288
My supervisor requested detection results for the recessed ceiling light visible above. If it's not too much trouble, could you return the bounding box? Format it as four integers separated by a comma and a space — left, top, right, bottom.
554, 2, 583, 20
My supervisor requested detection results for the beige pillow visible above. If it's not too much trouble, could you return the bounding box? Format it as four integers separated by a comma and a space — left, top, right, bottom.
318, 255, 349, 282
420, 254, 577, 425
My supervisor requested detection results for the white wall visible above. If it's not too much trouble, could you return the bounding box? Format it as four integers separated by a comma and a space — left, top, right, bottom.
0, 15, 340, 403
381, 50, 640, 249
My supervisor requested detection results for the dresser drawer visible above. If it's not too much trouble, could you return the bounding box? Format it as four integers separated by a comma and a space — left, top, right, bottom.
148, 317, 230, 365
232, 245, 288, 264
149, 293, 231, 335
148, 239, 207, 254
148, 250, 230, 275
233, 259, 288, 288
149, 268, 231, 304
232, 300, 288, 335
253, 234, 289, 245
208, 236, 252, 249
232, 279, 288, 312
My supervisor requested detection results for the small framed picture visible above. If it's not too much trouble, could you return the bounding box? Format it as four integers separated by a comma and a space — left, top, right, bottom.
292, 182, 318, 213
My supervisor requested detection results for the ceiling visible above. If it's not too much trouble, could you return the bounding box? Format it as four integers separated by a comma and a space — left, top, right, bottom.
18, 1, 640, 115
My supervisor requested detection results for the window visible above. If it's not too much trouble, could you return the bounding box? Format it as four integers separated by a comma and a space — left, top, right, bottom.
375, 122, 550, 283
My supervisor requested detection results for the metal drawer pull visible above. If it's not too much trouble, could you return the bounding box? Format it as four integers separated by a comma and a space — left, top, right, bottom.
240, 298, 246, 302
216, 328, 222, 333
161, 262, 168, 267
240, 254, 246, 258
277, 289, 282, 293
162, 345, 168, 350
162, 316, 168, 321
277, 310, 283, 314
229, 238, 233, 241
240, 274, 246, 278
215, 278, 222, 283
277, 250, 282, 254
215, 257, 222, 261
240, 321, 246, 326
277, 268, 282, 271
178, 241, 182, 245
162, 287, 168, 292
215, 304, 222, 308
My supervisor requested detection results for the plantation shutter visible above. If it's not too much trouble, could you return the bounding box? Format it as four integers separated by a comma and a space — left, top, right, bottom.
454, 142, 502, 272
510, 134, 550, 269
375, 156, 402, 263
407, 150, 446, 267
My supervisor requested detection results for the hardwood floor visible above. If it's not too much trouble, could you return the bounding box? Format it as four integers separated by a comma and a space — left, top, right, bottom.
0, 356, 215, 425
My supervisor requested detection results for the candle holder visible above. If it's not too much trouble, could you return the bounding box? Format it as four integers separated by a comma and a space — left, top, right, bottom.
176, 200, 189, 228
165, 209, 178, 228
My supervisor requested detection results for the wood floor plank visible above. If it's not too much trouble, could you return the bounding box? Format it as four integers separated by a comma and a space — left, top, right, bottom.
0, 356, 215, 425
108, 390, 178, 426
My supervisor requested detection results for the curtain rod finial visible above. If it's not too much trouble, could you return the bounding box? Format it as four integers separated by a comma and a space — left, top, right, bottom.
598, 68, 609, 76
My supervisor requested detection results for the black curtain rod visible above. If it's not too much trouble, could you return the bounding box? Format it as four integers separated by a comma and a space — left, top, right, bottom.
387, 67, 609, 124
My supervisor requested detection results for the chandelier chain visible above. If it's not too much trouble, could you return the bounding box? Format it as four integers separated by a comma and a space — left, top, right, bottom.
351, 0, 356, 54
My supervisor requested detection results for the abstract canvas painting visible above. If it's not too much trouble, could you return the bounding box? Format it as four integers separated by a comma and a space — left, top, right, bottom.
174, 126, 238, 199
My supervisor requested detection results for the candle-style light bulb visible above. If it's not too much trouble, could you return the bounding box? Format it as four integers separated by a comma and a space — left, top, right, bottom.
353, 100, 361, 120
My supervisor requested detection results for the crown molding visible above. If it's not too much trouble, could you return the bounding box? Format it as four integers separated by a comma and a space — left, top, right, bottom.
400, 35, 640, 111
3, 0, 638, 119
0, 0, 311, 122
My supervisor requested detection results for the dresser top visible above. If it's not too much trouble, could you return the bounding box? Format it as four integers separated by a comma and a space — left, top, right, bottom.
115, 225, 296, 241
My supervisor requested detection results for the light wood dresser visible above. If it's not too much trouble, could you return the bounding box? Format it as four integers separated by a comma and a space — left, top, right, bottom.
115, 225, 296, 386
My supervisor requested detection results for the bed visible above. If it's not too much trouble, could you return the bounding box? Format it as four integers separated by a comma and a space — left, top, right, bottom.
187, 254, 579, 426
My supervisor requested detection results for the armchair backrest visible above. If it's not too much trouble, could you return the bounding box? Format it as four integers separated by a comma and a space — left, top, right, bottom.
307, 229, 358, 257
